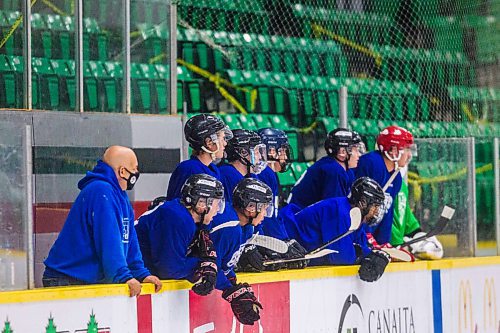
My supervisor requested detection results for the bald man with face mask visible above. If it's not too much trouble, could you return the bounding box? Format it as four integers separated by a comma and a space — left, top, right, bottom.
43, 146, 161, 297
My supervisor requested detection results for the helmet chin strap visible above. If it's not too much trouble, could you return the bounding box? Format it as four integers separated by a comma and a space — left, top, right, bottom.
384, 150, 402, 163
201, 141, 221, 161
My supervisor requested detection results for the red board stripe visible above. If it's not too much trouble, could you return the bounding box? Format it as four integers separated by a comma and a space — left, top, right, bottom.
34, 201, 151, 233
137, 294, 153, 333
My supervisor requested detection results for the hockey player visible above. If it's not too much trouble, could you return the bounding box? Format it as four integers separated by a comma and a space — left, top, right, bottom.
280, 177, 391, 282
136, 174, 224, 296
288, 128, 365, 209
391, 168, 444, 260
218, 129, 267, 203
355, 125, 415, 245
256, 128, 308, 269
209, 178, 274, 324
166, 114, 232, 200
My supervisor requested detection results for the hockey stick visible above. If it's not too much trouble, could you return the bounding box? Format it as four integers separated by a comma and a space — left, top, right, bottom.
309, 207, 363, 255
399, 205, 455, 248
210, 220, 240, 233
383, 167, 401, 191
263, 249, 338, 266
247, 235, 289, 254
262, 208, 362, 266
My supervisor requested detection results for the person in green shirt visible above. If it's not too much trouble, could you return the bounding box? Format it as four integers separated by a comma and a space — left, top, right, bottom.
391, 167, 444, 260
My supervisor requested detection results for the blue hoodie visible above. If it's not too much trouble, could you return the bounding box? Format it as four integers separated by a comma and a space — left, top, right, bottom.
44, 160, 150, 284
166, 156, 221, 200
288, 156, 355, 209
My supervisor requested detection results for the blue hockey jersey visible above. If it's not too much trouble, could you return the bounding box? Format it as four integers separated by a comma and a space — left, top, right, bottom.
44, 160, 150, 284
218, 163, 246, 204
288, 156, 355, 209
166, 156, 221, 200
135, 199, 200, 281
355, 151, 402, 244
280, 197, 370, 266
256, 166, 289, 240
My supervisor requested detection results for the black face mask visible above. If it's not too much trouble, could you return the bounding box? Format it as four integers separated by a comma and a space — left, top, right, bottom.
121, 167, 140, 190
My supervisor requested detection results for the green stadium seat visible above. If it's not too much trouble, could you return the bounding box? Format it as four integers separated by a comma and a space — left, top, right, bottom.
268, 114, 291, 131
250, 113, 272, 129
32, 57, 60, 110
51, 59, 75, 111
238, 114, 258, 130
131, 62, 153, 113
0, 54, 18, 107
219, 113, 242, 130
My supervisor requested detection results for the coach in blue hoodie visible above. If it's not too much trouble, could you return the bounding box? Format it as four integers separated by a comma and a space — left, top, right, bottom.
43, 146, 162, 296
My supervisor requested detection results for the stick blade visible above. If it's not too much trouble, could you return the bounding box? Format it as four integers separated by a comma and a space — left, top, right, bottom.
349, 207, 362, 230
441, 206, 455, 220
248, 235, 289, 253
382, 248, 413, 262
210, 220, 240, 233
304, 248, 338, 260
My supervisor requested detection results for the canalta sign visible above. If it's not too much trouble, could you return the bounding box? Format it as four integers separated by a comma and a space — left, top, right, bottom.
338, 294, 416, 333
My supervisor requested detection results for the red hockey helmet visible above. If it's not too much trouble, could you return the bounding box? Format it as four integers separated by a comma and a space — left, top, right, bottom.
376, 126, 414, 152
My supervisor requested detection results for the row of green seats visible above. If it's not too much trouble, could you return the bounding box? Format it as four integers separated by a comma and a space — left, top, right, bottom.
178, 0, 269, 35
0, 54, 202, 113
226, 69, 428, 126
218, 112, 304, 161
293, 4, 402, 46
0, 11, 108, 61
136, 26, 349, 77
371, 45, 476, 87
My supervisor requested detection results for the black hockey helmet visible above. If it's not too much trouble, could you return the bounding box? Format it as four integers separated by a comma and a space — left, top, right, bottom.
181, 174, 225, 214
348, 177, 385, 226
226, 129, 267, 174
324, 128, 355, 156
232, 178, 273, 218
184, 114, 232, 150
257, 127, 293, 172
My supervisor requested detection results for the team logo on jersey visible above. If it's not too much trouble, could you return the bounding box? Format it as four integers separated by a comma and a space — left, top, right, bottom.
122, 217, 130, 243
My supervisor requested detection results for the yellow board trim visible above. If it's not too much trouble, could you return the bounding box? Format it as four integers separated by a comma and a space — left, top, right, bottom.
1, 257, 499, 304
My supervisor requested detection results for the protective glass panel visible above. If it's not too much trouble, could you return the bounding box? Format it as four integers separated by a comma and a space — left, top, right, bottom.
0, 121, 29, 290
409, 138, 475, 257
83, 0, 123, 112
130, 0, 171, 114
475, 138, 497, 256
0, 1, 25, 109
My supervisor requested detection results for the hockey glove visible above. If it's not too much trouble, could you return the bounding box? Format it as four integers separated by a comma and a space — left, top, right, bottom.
188, 230, 217, 260
147, 196, 167, 210
403, 232, 444, 260
358, 249, 390, 282
284, 239, 309, 269
237, 244, 266, 272
257, 246, 283, 271
222, 282, 263, 325
191, 260, 217, 296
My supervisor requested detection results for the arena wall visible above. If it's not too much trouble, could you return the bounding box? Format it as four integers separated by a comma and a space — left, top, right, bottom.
0, 257, 499, 333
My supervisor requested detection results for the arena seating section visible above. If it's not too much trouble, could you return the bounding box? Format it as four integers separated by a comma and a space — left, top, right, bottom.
0, 0, 498, 225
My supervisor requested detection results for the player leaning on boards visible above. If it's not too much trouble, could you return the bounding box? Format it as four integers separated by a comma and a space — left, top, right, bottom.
137, 176, 269, 325
280, 177, 391, 282
43, 146, 162, 297
166, 114, 233, 200
391, 167, 444, 260
135, 174, 224, 297
355, 126, 415, 247
210, 178, 274, 324
288, 128, 365, 209
256, 128, 308, 270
